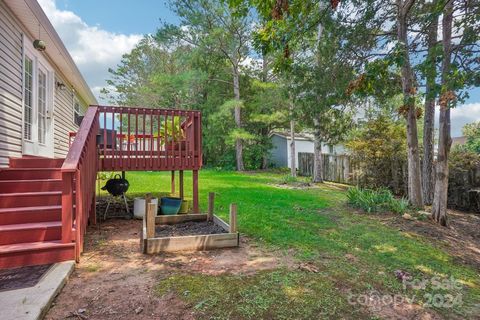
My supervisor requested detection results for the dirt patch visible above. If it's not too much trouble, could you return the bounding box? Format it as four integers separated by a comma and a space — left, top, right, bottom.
155, 221, 226, 237
96, 196, 134, 220
381, 209, 480, 271
45, 219, 294, 320
272, 182, 314, 190
363, 291, 444, 320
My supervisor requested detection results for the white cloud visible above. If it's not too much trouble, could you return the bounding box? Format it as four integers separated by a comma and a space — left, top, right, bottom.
38, 0, 142, 103
448, 103, 480, 137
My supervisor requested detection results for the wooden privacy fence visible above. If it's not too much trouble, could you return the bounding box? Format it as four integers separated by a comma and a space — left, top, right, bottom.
298, 152, 354, 184
298, 152, 480, 213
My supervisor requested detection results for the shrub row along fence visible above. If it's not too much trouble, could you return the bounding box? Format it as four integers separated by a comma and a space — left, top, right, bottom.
298, 152, 480, 213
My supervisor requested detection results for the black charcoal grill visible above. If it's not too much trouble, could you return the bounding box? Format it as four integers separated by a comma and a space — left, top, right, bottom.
101, 171, 131, 219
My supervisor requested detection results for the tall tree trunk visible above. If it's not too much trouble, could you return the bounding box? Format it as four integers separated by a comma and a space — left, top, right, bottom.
422, 5, 438, 205
233, 65, 244, 171
289, 92, 296, 177
290, 119, 296, 177
261, 128, 269, 170
397, 0, 424, 208
312, 6, 324, 183
432, 0, 453, 226
260, 53, 269, 170
313, 119, 323, 183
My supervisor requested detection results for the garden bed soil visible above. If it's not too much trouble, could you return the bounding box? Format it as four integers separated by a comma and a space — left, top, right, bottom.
155, 220, 227, 237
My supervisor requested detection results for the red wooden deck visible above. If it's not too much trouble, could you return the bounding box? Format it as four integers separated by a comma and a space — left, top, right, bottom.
0, 105, 203, 269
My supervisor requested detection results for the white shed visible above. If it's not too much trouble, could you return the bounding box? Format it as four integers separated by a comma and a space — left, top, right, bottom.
269, 132, 346, 169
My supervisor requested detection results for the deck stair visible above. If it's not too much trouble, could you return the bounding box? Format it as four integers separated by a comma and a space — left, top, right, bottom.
0, 105, 202, 269
0, 157, 75, 269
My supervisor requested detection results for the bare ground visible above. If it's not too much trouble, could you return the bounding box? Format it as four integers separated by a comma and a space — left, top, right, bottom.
45, 219, 294, 320
44, 209, 477, 320
380, 209, 480, 271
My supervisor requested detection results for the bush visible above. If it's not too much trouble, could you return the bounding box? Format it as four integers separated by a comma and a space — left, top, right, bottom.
346, 114, 407, 195
346, 186, 409, 214
279, 174, 298, 184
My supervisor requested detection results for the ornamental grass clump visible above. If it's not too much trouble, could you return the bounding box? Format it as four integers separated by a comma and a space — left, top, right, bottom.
347, 186, 409, 214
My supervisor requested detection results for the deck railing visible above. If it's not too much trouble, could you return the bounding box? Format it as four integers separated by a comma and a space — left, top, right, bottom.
96, 106, 202, 171
61, 106, 99, 261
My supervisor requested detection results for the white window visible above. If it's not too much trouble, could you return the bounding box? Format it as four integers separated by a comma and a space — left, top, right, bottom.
38, 69, 47, 144
23, 56, 33, 140
73, 98, 83, 126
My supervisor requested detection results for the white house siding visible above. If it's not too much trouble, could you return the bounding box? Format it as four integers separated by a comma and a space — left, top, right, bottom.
0, 0, 24, 167
0, 1, 88, 166
53, 75, 86, 158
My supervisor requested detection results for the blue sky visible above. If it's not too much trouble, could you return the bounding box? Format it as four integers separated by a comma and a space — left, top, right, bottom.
39, 0, 479, 137
55, 0, 179, 34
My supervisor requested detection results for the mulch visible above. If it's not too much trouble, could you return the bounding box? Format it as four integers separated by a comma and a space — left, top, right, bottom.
155, 221, 226, 237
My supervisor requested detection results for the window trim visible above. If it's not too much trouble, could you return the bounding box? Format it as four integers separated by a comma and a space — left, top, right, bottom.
73, 96, 83, 126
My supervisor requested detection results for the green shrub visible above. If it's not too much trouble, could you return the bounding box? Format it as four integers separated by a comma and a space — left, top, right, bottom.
279, 174, 298, 185
388, 197, 409, 214
346, 186, 410, 214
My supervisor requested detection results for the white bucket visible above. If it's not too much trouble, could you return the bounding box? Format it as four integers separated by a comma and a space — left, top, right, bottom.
133, 197, 158, 219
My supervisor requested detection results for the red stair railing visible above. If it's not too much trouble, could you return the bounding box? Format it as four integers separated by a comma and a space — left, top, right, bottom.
63, 105, 203, 261
61, 106, 99, 261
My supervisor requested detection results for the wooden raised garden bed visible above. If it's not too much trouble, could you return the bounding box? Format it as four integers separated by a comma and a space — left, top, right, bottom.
141, 193, 239, 254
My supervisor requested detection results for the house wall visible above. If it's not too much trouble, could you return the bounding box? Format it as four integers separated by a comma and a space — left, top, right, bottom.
0, 1, 87, 166
269, 135, 288, 167
0, 0, 23, 167
53, 75, 86, 158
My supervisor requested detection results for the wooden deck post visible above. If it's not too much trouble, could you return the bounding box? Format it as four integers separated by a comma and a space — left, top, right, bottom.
89, 193, 96, 225
208, 192, 214, 221
145, 193, 152, 216
229, 203, 237, 233
193, 170, 199, 213
146, 202, 156, 239
61, 172, 73, 243
179, 170, 184, 199
170, 170, 175, 195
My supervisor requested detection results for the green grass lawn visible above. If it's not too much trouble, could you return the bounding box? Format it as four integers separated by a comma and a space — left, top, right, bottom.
101, 170, 479, 319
